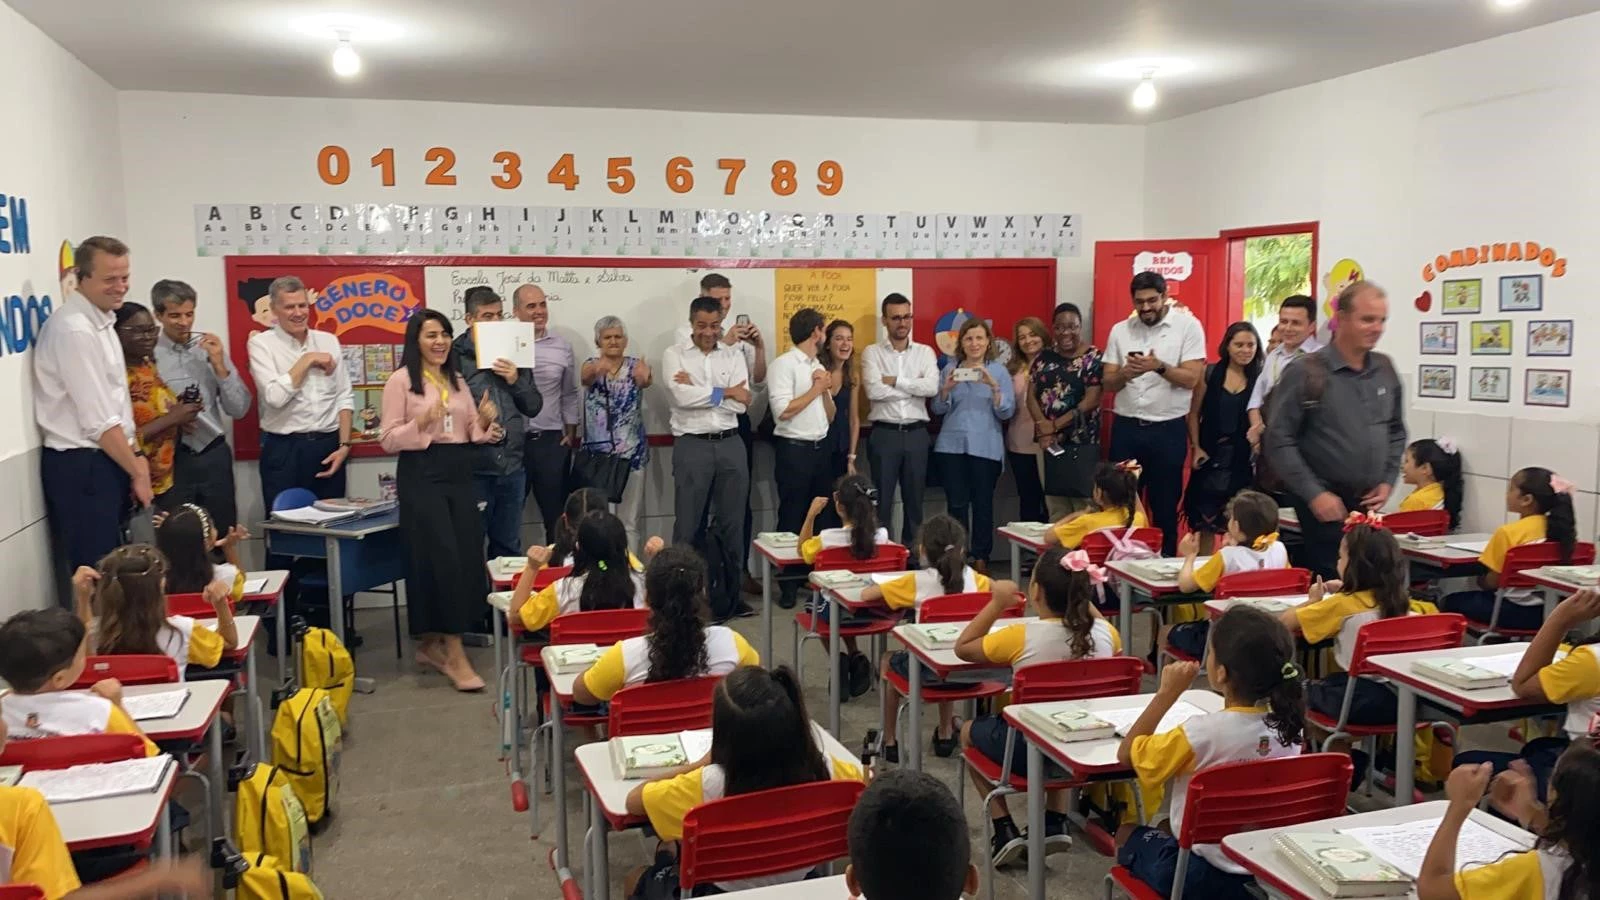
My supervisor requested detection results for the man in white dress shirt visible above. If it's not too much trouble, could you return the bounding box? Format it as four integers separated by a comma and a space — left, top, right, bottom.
664, 296, 754, 621
1101, 272, 1207, 555
767, 308, 836, 608
246, 275, 355, 511
1245, 294, 1321, 454
34, 236, 151, 585
861, 292, 939, 544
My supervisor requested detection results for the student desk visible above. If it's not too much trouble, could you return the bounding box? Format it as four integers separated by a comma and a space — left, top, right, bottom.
888, 620, 1020, 773
718, 875, 849, 897
193, 614, 264, 764
1522, 565, 1592, 619
751, 535, 807, 664
1220, 800, 1534, 900
239, 569, 289, 672
574, 722, 859, 900
261, 512, 406, 645
808, 572, 913, 739
120, 679, 232, 849
486, 558, 526, 759
1394, 533, 1492, 579
50, 758, 179, 856
539, 644, 594, 891
1277, 508, 1300, 535
1202, 595, 1309, 619
1367, 643, 1562, 808
1103, 558, 1210, 650
1004, 690, 1225, 900
997, 523, 1054, 582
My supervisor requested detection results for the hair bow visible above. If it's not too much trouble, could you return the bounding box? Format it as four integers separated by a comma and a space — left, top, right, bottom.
1252, 532, 1280, 552
1060, 549, 1109, 585
1342, 510, 1384, 533
1551, 474, 1576, 496
1436, 436, 1458, 455
863, 485, 881, 502
1115, 459, 1143, 479
1281, 661, 1300, 683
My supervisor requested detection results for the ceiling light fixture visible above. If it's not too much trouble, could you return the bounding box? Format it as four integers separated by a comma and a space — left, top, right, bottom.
1131, 69, 1158, 111
331, 32, 361, 77
1492, 0, 1529, 8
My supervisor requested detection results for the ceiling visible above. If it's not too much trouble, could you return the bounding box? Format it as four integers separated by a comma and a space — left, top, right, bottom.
11, 0, 1600, 123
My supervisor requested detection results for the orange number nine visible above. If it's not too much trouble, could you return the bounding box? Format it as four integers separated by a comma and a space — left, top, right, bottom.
817, 160, 844, 196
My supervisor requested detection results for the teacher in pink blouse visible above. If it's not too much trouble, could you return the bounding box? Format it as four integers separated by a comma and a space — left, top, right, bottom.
381, 309, 503, 691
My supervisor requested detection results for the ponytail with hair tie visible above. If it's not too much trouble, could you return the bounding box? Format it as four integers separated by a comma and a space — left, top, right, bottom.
1252, 532, 1280, 552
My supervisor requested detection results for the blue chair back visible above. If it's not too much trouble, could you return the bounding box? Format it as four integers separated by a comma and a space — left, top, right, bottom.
272, 487, 319, 512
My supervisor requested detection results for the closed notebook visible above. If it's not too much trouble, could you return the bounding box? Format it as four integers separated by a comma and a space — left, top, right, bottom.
758, 532, 799, 546
472, 321, 536, 369
547, 644, 603, 674
1272, 832, 1412, 898
1015, 704, 1116, 743
1005, 522, 1052, 537
1546, 565, 1600, 585
1411, 659, 1505, 690
0, 765, 20, 788
611, 735, 689, 779
494, 557, 528, 575
812, 570, 864, 588
903, 623, 965, 651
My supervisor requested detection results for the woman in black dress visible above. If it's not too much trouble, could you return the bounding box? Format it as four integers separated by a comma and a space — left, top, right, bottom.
817, 319, 860, 527
1183, 321, 1263, 554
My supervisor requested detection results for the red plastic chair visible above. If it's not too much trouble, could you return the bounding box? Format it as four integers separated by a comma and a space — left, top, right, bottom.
165, 591, 234, 618
962, 657, 1147, 881
0, 733, 149, 770
0, 886, 46, 900
1163, 568, 1314, 665
793, 544, 911, 685
70, 655, 179, 689
607, 676, 722, 738
1471, 541, 1596, 642
678, 779, 866, 894
505, 565, 574, 640
1377, 509, 1450, 538
1105, 753, 1353, 900
1080, 527, 1164, 567
915, 592, 1026, 624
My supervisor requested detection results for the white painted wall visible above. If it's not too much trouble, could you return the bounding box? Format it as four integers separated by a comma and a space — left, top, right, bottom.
1144, 12, 1600, 536
0, 2, 128, 616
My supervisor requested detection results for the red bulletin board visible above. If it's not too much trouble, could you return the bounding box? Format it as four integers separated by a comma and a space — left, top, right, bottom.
225, 256, 1057, 456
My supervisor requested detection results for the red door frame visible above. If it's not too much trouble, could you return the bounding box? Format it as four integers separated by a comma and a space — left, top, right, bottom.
1219, 221, 1320, 324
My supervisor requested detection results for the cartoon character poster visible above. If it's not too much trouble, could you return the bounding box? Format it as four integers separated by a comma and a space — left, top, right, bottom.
1318, 258, 1364, 342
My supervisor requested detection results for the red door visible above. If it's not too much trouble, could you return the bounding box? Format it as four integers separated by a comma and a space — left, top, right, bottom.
1091, 239, 1231, 354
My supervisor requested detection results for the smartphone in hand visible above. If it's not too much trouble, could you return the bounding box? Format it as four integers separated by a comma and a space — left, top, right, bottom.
952, 367, 982, 383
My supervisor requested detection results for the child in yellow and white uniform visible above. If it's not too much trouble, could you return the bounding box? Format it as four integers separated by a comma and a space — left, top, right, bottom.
78, 546, 236, 682
1418, 744, 1598, 900
624, 666, 863, 895
1397, 438, 1463, 530
512, 512, 656, 633
1116, 606, 1306, 900
1165, 490, 1288, 659
155, 502, 250, 604
0, 608, 160, 758
571, 546, 759, 707
955, 548, 1121, 867
796, 474, 891, 566
1444, 466, 1577, 632
1045, 461, 1147, 550
862, 515, 991, 762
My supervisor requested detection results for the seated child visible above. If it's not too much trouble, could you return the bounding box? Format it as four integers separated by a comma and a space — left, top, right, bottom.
0, 608, 159, 756
1398, 438, 1463, 529
624, 665, 862, 897
846, 769, 979, 900
156, 503, 249, 603
1166, 489, 1288, 659
864, 514, 992, 762
83, 544, 237, 680
1417, 743, 1598, 900
797, 474, 892, 696
1045, 460, 1147, 549
513, 511, 652, 633
572, 545, 759, 706
1117, 605, 1305, 900
545, 487, 650, 572
0, 695, 209, 900
956, 547, 1121, 866
1443, 466, 1576, 632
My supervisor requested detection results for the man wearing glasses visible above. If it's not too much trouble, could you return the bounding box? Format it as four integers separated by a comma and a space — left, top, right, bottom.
150, 279, 253, 531
861, 292, 939, 545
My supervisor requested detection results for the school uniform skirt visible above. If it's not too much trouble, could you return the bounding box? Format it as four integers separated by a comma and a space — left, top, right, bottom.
397, 443, 489, 636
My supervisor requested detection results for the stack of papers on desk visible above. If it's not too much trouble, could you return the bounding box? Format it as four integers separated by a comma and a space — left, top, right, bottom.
270, 506, 357, 527
122, 688, 189, 721
20, 756, 174, 803
1015, 704, 1117, 743
313, 497, 395, 518
1272, 832, 1411, 897
812, 570, 865, 588
1340, 817, 1530, 881
1095, 700, 1207, 736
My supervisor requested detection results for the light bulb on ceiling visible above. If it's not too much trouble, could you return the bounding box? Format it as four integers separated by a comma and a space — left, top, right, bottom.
331, 33, 361, 77
1131, 71, 1158, 111
1492, 0, 1528, 8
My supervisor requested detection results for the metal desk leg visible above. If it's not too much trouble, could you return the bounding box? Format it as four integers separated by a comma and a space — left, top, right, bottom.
1118, 580, 1134, 651
274, 599, 289, 685
1394, 684, 1417, 807
1010, 541, 1022, 583
828, 592, 842, 738
907, 655, 923, 773
762, 554, 774, 664
325, 536, 345, 644
496, 610, 511, 758
246, 642, 264, 764
591, 790, 611, 900
1025, 741, 1045, 900
209, 716, 228, 840
552, 693, 570, 871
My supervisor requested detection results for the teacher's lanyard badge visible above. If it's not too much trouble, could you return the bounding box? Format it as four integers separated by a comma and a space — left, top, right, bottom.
424, 370, 454, 434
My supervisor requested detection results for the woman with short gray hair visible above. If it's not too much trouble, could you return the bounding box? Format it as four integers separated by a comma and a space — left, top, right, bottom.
578, 316, 653, 549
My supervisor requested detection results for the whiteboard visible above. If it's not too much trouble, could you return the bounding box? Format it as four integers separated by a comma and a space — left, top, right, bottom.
422, 264, 912, 435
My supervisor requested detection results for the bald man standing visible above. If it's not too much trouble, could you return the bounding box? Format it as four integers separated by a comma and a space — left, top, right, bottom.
514, 284, 580, 540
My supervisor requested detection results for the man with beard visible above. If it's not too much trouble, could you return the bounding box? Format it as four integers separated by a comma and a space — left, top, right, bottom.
861, 292, 939, 545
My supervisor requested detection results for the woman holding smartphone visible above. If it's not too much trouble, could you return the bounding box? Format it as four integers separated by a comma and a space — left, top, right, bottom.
931, 318, 1015, 571
1029, 302, 1104, 517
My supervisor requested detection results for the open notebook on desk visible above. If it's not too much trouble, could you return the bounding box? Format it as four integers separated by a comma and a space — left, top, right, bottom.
19, 756, 174, 803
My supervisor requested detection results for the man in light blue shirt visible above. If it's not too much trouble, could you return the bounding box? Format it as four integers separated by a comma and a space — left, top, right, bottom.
151, 279, 253, 531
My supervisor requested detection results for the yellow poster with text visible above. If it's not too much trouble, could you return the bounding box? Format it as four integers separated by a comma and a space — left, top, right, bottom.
774, 268, 877, 355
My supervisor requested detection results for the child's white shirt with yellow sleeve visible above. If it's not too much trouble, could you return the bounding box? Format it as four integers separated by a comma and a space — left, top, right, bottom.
0, 784, 81, 900
1, 692, 160, 757
640, 753, 864, 891
1481, 514, 1548, 606
1454, 846, 1568, 900
878, 566, 992, 614
1398, 481, 1445, 513
799, 526, 890, 565
580, 625, 759, 702
1292, 589, 1382, 671
213, 562, 245, 603
1534, 643, 1600, 739
982, 617, 1121, 669
161, 614, 226, 679
1188, 539, 1290, 593
1128, 707, 1302, 873
518, 571, 647, 632
1052, 506, 1148, 550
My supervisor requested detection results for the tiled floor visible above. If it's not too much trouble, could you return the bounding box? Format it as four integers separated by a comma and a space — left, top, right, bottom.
294, 603, 1517, 899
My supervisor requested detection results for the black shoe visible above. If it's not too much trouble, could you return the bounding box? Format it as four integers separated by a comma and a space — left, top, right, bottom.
777, 589, 798, 610
728, 601, 758, 620
991, 816, 1026, 868
836, 654, 855, 704
933, 722, 960, 758
1350, 748, 1370, 791
882, 742, 900, 764
848, 653, 873, 698
1040, 811, 1073, 855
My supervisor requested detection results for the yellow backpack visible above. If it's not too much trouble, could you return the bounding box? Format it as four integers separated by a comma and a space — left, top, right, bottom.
271, 687, 342, 824
299, 626, 355, 726
236, 853, 323, 900
234, 764, 312, 874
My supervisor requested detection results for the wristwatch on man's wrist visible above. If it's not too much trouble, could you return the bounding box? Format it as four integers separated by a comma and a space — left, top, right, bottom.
1156, 364, 1169, 375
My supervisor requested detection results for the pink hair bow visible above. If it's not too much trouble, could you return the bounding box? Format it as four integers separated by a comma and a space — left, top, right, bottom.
1060, 549, 1109, 585
1342, 510, 1385, 532
1436, 436, 1458, 455
1551, 474, 1576, 495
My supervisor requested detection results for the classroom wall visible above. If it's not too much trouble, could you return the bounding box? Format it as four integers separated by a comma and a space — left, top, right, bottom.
115, 91, 1148, 574
1143, 12, 1600, 537
0, 2, 129, 617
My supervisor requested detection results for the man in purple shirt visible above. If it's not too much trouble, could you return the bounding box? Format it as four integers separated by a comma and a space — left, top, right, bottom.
513, 284, 580, 540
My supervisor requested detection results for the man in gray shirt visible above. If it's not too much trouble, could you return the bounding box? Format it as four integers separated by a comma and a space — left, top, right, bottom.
151, 278, 253, 531
1264, 281, 1407, 578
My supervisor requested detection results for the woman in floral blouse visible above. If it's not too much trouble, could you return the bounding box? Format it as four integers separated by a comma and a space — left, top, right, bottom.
581, 316, 653, 551
116, 302, 200, 503
1027, 302, 1104, 517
